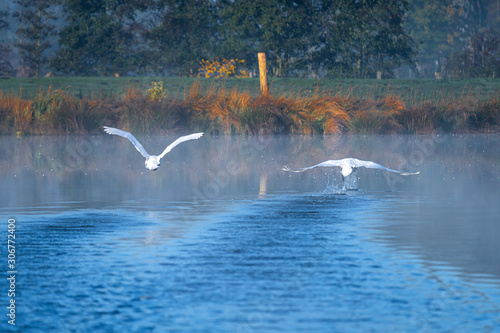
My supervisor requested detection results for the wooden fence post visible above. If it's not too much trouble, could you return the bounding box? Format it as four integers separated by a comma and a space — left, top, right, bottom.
258, 52, 269, 96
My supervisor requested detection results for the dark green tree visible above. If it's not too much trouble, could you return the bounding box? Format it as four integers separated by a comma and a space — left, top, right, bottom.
446, 0, 500, 78
316, 0, 416, 78
445, 28, 500, 78
52, 0, 149, 76
219, 0, 316, 77
405, 0, 466, 76
0, 10, 14, 76
464, 0, 500, 30
45, 0, 421, 77
144, 0, 218, 76
13, 0, 56, 77
406, 0, 500, 78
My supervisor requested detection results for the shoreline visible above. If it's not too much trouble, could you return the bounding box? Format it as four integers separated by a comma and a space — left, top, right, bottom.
1, 78, 499, 135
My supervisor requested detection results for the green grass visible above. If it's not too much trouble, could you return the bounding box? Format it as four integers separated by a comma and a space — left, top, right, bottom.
1, 77, 498, 104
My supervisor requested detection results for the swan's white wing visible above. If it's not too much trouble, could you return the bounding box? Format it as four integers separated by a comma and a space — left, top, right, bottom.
158, 132, 204, 159
103, 126, 150, 158
282, 160, 345, 173
283, 158, 419, 175
351, 158, 420, 175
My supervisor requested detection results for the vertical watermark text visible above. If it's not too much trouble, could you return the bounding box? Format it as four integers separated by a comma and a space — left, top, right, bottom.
6, 218, 16, 326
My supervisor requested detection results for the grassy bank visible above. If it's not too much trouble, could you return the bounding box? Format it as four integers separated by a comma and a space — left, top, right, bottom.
0, 77, 498, 135
1, 77, 498, 102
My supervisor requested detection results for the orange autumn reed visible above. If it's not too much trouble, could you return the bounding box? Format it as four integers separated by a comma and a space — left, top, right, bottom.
0, 81, 498, 135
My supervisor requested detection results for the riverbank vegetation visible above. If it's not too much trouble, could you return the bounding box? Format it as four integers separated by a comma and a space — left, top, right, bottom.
0, 78, 498, 135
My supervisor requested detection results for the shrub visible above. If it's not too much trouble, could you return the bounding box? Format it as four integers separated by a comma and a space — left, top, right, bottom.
198, 58, 249, 78
467, 98, 500, 132
146, 81, 168, 102
0, 91, 33, 134
118, 90, 182, 134
44, 98, 110, 134
398, 104, 434, 134
289, 92, 348, 134
346, 96, 403, 134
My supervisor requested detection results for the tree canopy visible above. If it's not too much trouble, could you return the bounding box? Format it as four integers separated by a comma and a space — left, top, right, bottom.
51, 0, 148, 75
219, 0, 317, 77
314, 0, 416, 78
0, 0, 498, 78
144, 0, 218, 76
13, 0, 57, 77
0, 9, 14, 76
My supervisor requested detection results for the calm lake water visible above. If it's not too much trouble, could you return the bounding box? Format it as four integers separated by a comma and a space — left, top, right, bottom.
1, 134, 499, 332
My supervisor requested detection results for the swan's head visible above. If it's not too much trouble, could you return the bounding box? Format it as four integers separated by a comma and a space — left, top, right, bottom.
145, 156, 160, 171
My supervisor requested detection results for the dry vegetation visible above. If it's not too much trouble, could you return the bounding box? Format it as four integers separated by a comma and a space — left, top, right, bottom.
0, 81, 498, 135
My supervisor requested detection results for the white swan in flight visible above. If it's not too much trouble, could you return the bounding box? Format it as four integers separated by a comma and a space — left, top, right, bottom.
283, 157, 419, 182
103, 126, 203, 171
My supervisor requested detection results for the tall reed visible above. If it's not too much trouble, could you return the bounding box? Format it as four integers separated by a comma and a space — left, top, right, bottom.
0, 90, 33, 134
0, 81, 498, 135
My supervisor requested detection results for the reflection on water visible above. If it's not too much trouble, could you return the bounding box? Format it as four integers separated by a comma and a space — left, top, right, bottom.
0, 134, 499, 332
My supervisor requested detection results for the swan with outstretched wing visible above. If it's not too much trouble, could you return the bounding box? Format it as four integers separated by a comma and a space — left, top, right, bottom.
103, 126, 203, 171
283, 158, 419, 181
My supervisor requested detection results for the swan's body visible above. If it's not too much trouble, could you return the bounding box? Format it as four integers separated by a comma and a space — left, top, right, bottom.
103, 126, 203, 171
283, 158, 419, 189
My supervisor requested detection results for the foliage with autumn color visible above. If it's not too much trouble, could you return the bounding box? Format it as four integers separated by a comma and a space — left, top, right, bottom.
198, 58, 249, 79
0, 81, 498, 135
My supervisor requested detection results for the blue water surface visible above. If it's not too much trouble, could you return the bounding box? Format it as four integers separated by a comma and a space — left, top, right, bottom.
1, 134, 499, 332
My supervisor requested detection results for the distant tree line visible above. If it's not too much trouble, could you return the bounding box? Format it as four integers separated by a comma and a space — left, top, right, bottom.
0, 0, 499, 78
405, 0, 500, 78
0, 9, 14, 76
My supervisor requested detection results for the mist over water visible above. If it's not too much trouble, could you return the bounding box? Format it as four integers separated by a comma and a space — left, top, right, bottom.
1, 134, 499, 332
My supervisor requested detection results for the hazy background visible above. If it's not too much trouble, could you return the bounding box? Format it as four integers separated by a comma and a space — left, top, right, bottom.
1, 0, 499, 78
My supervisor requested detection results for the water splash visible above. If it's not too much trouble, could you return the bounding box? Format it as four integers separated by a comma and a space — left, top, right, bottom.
324, 172, 347, 194
343, 172, 359, 190
322, 171, 360, 194
324, 184, 346, 195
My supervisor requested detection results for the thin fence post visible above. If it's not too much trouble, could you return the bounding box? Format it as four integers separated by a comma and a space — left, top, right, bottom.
258, 52, 269, 96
